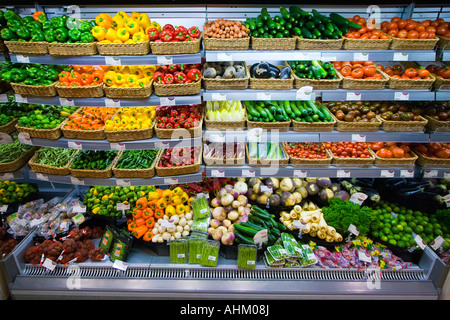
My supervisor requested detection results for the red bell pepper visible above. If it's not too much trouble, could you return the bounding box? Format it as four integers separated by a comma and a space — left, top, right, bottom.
147, 28, 159, 41
174, 26, 188, 41
168, 64, 179, 73
152, 71, 165, 84
163, 24, 175, 33
157, 65, 169, 73
164, 73, 174, 84
174, 72, 187, 83
161, 29, 174, 42
33, 11, 47, 23
187, 68, 201, 81
188, 26, 201, 38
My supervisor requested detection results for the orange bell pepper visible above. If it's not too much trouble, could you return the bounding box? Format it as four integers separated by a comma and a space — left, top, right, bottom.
142, 230, 154, 242
145, 217, 155, 229
95, 13, 113, 30
131, 225, 148, 239
136, 197, 148, 209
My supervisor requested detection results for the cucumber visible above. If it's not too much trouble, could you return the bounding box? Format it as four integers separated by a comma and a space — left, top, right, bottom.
240, 221, 266, 231
234, 229, 254, 245
290, 101, 301, 117
296, 100, 308, 117
234, 223, 260, 237
319, 105, 332, 121
301, 27, 313, 38
251, 206, 272, 219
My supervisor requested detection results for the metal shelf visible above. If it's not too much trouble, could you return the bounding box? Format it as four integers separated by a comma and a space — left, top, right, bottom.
320, 89, 435, 101
13, 92, 203, 107
417, 167, 450, 179
435, 90, 450, 101
9, 53, 203, 66
429, 130, 450, 142
319, 130, 430, 143
203, 89, 316, 101
204, 50, 436, 62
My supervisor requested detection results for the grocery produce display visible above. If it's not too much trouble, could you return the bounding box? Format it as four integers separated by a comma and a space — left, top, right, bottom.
1, 63, 65, 86
152, 63, 202, 84
17, 104, 77, 129
103, 66, 153, 88
288, 60, 338, 80
203, 19, 250, 40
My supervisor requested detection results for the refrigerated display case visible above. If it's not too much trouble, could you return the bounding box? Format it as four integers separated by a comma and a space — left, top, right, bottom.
0, 1, 449, 300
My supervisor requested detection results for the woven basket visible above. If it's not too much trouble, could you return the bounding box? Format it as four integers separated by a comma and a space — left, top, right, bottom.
0, 146, 38, 173
413, 150, 450, 168
150, 35, 202, 55
282, 143, 332, 168
292, 117, 336, 132
369, 149, 417, 168
203, 144, 246, 166
104, 81, 153, 99
248, 65, 293, 90
247, 119, 291, 132
153, 80, 201, 96
203, 36, 250, 50
112, 149, 161, 179
0, 118, 18, 134
296, 37, 343, 50
202, 62, 249, 90
16, 121, 64, 140
246, 143, 288, 168
424, 115, 450, 132
10, 82, 57, 97
437, 35, 450, 50
56, 82, 104, 98
47, 42, 98, 56
69, 151, 121, 178
251, 36, 296, 50
385, 73, 436, 90
377, 115, 428, 132
333, 113, 381, 132
342, 36, 392, 50
155, 119, 202, 139
4, 41, 48, 55
28, 149, 78, 176
341, 70, 388, 90
330, 151, 374, 168
62, 125, 105, 140
293, 69, 343, 90
105, 121, 154, 142
389, 37, 439, 50
96, 41, 150, 56
155, 147, 202, 177
432, 76, 450, 91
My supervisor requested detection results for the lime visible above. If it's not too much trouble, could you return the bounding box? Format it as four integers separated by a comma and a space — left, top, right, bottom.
414, 225, 424, 233
430, 217, 438, 224
372, 231, 379, 238
404, 226, 413, 233
435, 229, 443, 236
398, 214, 406, 221
424, 227, 433, 235
416, 216, 423, 223
383, 213, 391, 220
394, 234, 401, 240
406, 209, 413, 215
433, 223, 441, 229
397, 241, 405, 248
408, 221, 417, 228
422, 216, 429, 223
388, 239, 397, 246
384, 223, 392, 230
405, 214, 413, 221
381, 235, 388, 242
378, 222, 385, 229
383, 227, 391, 235
393, 206, 400, 213
397, 224, 404, 232
414, 210, 422, 216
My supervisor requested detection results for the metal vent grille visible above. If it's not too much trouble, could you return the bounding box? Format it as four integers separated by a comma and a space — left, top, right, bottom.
22, 265, 426, 281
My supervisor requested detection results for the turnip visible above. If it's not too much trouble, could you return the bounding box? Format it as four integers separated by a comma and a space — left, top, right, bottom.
212, 207, 226, 221
224, 184, 234, 193
227, 224, 235, 233
210, 197, 221, 208
232, 200, 240, 209
218, 226, 228, 234
211, 228, 223, 241
222, 219, 232, 228
234, 181, 248, 195
218, 188, 228, 197
223, 205, 233, 213
237, 206, 246, 216
179, 217, 187, 226
207, 227, 214, 235
221, 232, 235, 245
171, 215, 180, 224
220, 193, 234, 206
227, 210, 239, 221
237, 194, 248, 206
230, 189, 240, 199
237, 214, 248, 224
174, 232, 182, 239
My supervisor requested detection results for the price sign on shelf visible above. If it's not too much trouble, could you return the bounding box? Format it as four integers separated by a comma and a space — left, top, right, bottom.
110, 142, 126, 151
105, 56, 122, 66
211, 169, 225, 177
15, 55, 30, 63
293, 170, 308, 178
400, 170, 414, 178
70, 177, 85, 185
104, 98, 121, 108
241, 169, 255, 177
353, 52, 369, 61
424, 170, 438, 178
296, 86, 313, 100
351, 134, 366, 142
0, 133, 13, 145
217, 52, 233, 61
394, 92, 409, 101
156, 55, 173, 65
67, 141, 83, 150
160, 97, 176, 106
393, 52, 409, 61
346, 92, 362, 101
211, 92, 227, 101
380, 169, 395, 178
59, 97, 75, 106
0, 94, 8, 103
256, 92, 271, 100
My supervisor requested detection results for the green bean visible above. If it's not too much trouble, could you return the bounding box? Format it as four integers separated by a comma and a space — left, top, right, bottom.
0, 138, 33, 163
34, 147, 77, 167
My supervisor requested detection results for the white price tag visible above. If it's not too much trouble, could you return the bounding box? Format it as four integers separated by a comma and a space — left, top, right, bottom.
42, 258, 57, 271
346, 92, 362, 101
154, 141, 170, 149
70, 177, 85, 185
164, 177, 178, 185
211, 92, 227, 101
424, 170, 438, 178
160, 97, 176, 106
18, 132, 32, 145
444, 171, 450, 179
0, 173, 14, 180
358, 250, 372, 263
351, 134, 366, 142
105, 56, 122, 65
260, 185, 272, 193
112, 259, 128, 271
294, 170, 308, 178
14, 94, 28, 103
414, 234, 427, 250
36, 173, 49, 181
247, 260, 255, 265
0, 204, 8, 212
116, 202, 130, 211
156, 55, 173, 65
116, 179, 131, 187
430, 236, 445, 251
72, 203, 86, 213
104, 98, 121, 107
393, 52, 409, 61
349, 192, 368, 205
211, 169, 225, 177
296, 86, 313, 100
161, 220, 175, 228
253, 229, 268, 244
217, 52, 233, 61
0, 133, 13, 145
16, 55, 30, 63
394, 92, 409, 101
241, 169, 255, 177
208, 255, 217, 261
110, 142, 126, 151
293, 220, 307, 230
348, 224, 359, 236
0, 94, 8, 103
400, 170, 414, 178
67, 141, 83, 149
59, 97, 75, 106
380, 169, 395, 177
256, 92, 271, 100
444, 194, 450, 208
353, 52, 369, 61
337, 169, 351, 177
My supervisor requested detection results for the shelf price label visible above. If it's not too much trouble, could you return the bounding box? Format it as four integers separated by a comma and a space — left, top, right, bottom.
18, 132, 32, 145
104, 98, 121, 107
400, 169, 414, 178
380, 169, 395, 177
346, 92, 361, 101
0, 94, 8, 103
393, 52, 409, 61
337, 169, 351, 177
351, 134, 366, 142
256, 92, 271, 100
293, 170, 308, 178
211, 169, 225, 177
241, 169, 255, 177
14, 94, 28, 103
430, 236, 445, 251
160, 97, 176, 106
353, 52, 369, 61
67, 141, 83, 149
36, 173, 49, 181
295, 86, 313, 100
0, 133, 13, 145
110, 142, 126, 151
59, 97, 75, 106
216, 52, 233, 61
156, 55, 173, 65
0, 173, 14, 181
164, 177, 178, 185
211, 92, 227, 101
423, 170, 438, 178
413, 233, 427, 250
70, 177, 85, 185
296, 51, 321, 60
116, 179, 131, 187
394, 92, 409, 101
253, 229, 268, 244
105, 56, 121, 66
15, 55, 30, 63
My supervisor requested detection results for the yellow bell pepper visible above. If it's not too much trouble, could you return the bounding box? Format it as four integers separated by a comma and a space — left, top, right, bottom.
91, 26, 107, 41
143, 66, 156, 77
137, 77, 150, 87
113, 39, 122, 44
184, 204, 191, 214
176, 204, 185, 214
101, 194, 109, 201
125, 20, 139, 35
132, 31, 146, 42
120, 66, 132, 75
131, 67, 144, 78
130, 12, 141, 21
116, 11, 129, 20
147, 21, 161, 33
95, 13, 113, 30
148, 191, 160, 201
172, 186, 183, 195
113, 73, 126, 86
165, 204, 176, 216
125, 39, 135, 43
156, 198, 167, 209
112, 14, 126, 29
103, 71, 116, 86
126, 74, 138, 87
162, 189, 172, 202
138, 13, 151, 29
180, 192, 189, 204
105, 28, 118, 42
116, 27, 130, 42
100, 39, 112, 43
171, 195, 182, 206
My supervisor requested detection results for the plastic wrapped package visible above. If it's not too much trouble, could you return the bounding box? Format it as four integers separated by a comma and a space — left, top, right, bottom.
263, 251, 284, 268
281, 232, 303, 259
188, 233, 207, 264
299, 243, 318, 267
200, 240, 220, 267
109, 229, 133, 263
237, 244, 257, 269
170, 239, 189, 264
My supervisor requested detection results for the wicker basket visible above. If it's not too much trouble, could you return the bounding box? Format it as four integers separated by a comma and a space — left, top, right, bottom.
96, 41, 150, 56
104, 81, 153, 99
202, 62, 249, 90
377, 115, 428, 132
150, 35, 202, 55
10, 82, 57, 97
247, 119, 291, 132
62, 125, 105, 140
369, 149, 417, 168
0, 118, 18, 134
432, 76, 450, 91
424, 115, 450, 132
332, 113, 381, 132
341, 70, 388, 90
203, 144, 245, 166
28, 149, 78, 176
155, 147, 202, 177
4, 41, 48, 55
251, 36, 296, 50
16, 121, 64, 140
0, 146, 38, 173
248, 65, 293, 90
296, 37, 343, 50
69, 151, 121, 179
293, 69, 343, 90
437, 35, 450, 50
330, 151, 374, 168
389, 37, 439, 50
56, 82, 104, 98
155, 119, 202, 139
413, 150, 450, 168
246, 143, 288, 168
385, 73, 436, 90
203, 36, 250, 51
112, 149, 161, 179
282, 143, 332, 168
292, 117, 336, 132
47, 42, 98, 56
105, 121, 154, 143
153, 80, 201, 96
342, 36, 392, 50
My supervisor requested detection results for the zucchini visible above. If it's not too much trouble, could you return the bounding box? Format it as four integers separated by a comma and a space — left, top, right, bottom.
234, 223, 259, 237
240, 221, 265, 231
234, 229, 254, 245
251, 206, 272, 219
319, 105, 332, 121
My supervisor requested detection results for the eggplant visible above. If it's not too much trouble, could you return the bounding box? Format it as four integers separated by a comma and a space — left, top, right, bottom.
279, 66, 291, 79
424, 184, 448, 195
350, 178, 375, 188
397, 187, 425, 197
251, 62, 271, 78
356, 187, 381, 203
268, 68, 280, 78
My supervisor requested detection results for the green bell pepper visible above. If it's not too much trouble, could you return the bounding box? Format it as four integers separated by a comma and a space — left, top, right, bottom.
79, 21, 92, 33
54, 27, 69, 42
0, 10, 6, 26
61, 15, 69, 27
23, 78, 37, 85
79, 31, 94, 43
22, 16, 35, 25
1, 70, 13, 82
11, 69, 28, 83
4, 10, 21, 22
16, 26, 31, 40
26, 67, 39, 78
50, 16, 64, 29
30, 29, 45, 42
6, 19, 21, 33
0, 28, 16, 40
66, 17, 80, 30
40, 79, 55, 86
42, 20, 53, 31
68, 28, 81, 41
26, 20, 42, 31
44, 29, 55, 42
44, 69, 59, 81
